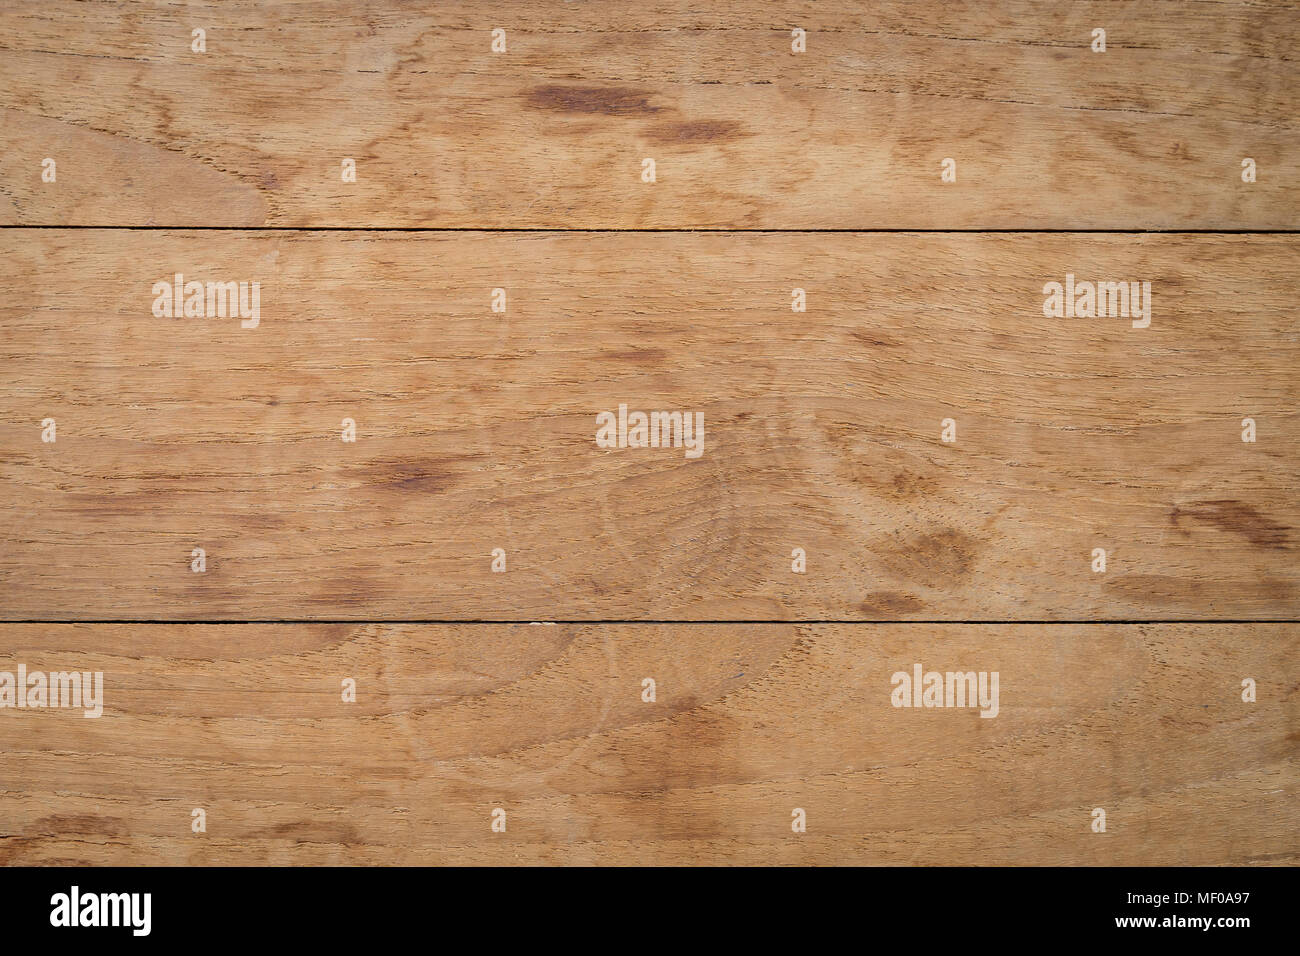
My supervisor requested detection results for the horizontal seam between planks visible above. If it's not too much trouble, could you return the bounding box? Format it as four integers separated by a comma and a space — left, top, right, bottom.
1, 619, 1296, 626
0, 227, 1299, 235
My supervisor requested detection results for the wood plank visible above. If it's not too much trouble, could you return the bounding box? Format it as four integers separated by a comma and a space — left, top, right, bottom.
3, 230, 1297, 620
1, 0, 1296, 228
0, 623, 1292, 865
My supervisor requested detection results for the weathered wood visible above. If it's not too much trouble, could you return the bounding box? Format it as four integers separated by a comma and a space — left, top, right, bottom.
0, 622, 1291, 865
3, 230, 1296, 620
1, 0, 1295, 227
5, 231, 1294, 621
2, 0, 1294, 878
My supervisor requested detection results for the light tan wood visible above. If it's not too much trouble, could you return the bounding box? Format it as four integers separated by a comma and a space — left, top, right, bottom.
0, 623, 1292, 865
2, 231, 1296, 620
2, 0, 1296, 873
1, 0, 1295, 227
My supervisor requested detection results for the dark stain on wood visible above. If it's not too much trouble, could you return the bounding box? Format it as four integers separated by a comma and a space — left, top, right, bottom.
1170, 499, 1290, 548
352, 460, 457, 495
264, 820, 361, 845
877, 529, 981, 586
33, 814, 129, 837
888, 471, 936, 499
645, 119, 747, 144
908, 529, 979, 576
524, 85, 663, 116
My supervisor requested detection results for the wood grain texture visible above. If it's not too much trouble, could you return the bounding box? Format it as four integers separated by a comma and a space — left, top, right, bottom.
2, 231, 1296, 620
2, 0, 1296, 874
1, 0, 1296, 228
0, 623, 1293, 865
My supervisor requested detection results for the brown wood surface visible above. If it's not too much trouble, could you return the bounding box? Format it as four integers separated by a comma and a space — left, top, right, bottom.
1, 0, 1296, 872
0, 0, 1295, 227
0, 623, 1293, 865
2, 230, 1296, 620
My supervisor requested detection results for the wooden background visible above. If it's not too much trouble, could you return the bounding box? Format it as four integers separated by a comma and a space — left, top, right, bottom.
0, 0, 1295, 865
1, 0, 1297, 228
1, 623, 1294, 865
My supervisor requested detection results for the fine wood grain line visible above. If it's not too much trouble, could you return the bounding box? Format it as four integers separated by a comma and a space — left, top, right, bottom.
1, 1, 1295, 228
0, 623, 1293, 865
2, 231, 1297, 620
